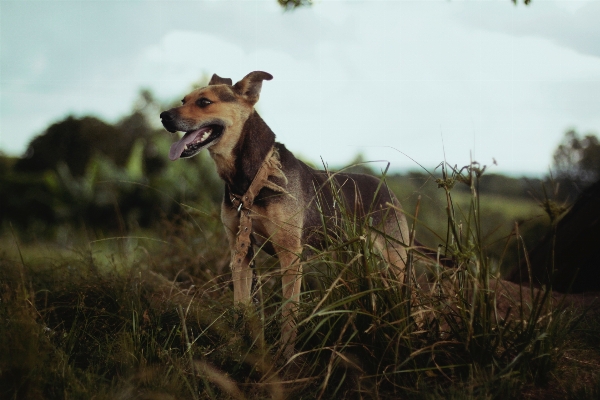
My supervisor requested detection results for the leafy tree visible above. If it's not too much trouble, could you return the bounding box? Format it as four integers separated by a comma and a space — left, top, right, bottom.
552, 129, 600, 194
278, 0, 312, 9
3, 86, 224, 237
276, 0, 528, 10
14, 116, 136, 177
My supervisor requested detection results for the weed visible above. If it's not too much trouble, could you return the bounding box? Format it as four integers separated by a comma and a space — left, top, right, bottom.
0, 161, 592, 399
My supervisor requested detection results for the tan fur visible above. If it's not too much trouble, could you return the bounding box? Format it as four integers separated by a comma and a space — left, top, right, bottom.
176, 85, 253, 180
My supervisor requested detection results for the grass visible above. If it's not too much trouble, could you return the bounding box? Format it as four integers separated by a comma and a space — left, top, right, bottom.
386, 171, 549, 277
1, 162, 597, 399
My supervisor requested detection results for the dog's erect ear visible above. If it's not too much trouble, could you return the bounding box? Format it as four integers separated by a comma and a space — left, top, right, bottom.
209, 74, 233, 86
233, 71, 273, 104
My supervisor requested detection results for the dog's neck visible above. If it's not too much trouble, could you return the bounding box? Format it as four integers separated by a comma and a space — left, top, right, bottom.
219, 110, 276, 195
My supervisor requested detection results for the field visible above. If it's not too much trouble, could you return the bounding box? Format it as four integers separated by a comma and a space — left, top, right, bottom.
2, 162, 599, 400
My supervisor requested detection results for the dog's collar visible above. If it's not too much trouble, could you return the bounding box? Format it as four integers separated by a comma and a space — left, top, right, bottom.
228, 145, 290, 270
228, 146, 289, 213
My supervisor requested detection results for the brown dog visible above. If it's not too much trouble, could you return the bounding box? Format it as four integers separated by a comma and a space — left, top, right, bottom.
160, 71, 410, 357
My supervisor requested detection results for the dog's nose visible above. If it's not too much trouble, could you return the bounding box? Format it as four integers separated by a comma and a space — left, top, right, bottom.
160, 111, 173, 121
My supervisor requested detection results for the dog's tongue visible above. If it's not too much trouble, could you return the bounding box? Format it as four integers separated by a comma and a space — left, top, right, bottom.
169, 127, 210, 161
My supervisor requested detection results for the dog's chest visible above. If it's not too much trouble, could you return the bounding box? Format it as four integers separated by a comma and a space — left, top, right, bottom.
248, 207, 273, 247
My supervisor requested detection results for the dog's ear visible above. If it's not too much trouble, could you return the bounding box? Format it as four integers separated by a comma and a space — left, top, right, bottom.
209, 74, 233, 86
233, 71, 273, 104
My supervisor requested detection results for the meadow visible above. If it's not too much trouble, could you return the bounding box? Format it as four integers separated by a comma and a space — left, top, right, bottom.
2, 151, 599, 399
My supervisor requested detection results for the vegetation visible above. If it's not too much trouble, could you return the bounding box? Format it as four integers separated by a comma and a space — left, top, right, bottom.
1, 161, 597, 399
552, 129, 600, 201
1, 91, 599, 398
276, 0, 531, 10
1, 87, 554, 275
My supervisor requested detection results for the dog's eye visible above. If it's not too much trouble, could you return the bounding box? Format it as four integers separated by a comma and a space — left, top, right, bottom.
196, 98, 213, 108
181, 99, 185, 104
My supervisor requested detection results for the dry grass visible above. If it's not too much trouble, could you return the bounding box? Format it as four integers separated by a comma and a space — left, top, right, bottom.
1, 161, 599, 399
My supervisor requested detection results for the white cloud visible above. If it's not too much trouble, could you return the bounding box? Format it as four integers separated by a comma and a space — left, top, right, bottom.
452, 0, 600, 58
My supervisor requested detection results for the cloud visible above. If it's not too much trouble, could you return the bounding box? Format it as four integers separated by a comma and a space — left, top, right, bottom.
2, 0, 600, 175
108, 3, 600, 174
452, 1, 600, 59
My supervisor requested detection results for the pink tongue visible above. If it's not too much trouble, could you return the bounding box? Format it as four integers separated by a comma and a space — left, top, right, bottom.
168, 128, 210, 161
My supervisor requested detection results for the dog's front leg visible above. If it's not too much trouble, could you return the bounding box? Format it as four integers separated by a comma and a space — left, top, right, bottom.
230, 249, 254, 305
277, 248, 303, 358
222, 205, 255, 306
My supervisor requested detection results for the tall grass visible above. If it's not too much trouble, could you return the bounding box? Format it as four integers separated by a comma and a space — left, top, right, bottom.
0, 161, 588, 399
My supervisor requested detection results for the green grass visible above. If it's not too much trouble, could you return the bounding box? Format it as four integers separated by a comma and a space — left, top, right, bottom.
386, 171, 549, 276
0, 162, 596, 399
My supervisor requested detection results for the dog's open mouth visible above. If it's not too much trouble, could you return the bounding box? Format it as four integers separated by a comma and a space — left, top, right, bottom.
169, 125, 224, 161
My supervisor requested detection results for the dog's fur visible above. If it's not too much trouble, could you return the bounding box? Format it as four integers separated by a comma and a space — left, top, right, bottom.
160, 71, 410, 356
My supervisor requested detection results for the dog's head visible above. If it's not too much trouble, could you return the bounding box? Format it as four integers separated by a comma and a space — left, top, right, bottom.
160, 71, 273, 161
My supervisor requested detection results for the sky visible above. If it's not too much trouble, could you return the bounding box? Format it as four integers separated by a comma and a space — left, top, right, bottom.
1, 0, 600, 176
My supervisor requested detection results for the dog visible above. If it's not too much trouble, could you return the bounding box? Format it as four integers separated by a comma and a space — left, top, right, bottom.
160, 71, 410, 357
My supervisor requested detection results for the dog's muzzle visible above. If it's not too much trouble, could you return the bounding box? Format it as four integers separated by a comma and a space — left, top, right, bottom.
160, 110, 226, 161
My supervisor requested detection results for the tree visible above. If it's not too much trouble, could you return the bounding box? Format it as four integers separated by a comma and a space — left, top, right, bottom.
14, 116, 132, 177
552, 129, 600, 198
277, 0, 527, 10
277, 0, 311, 9
505, 130, 600, 292
506, 179, 600, 292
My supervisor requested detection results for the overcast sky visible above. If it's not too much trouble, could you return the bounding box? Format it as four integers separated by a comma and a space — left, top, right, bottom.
2, 0, 600, 176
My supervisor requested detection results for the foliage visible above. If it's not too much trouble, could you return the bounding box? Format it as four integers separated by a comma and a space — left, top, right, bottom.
552, 129, 600, 199
1, 85, 595, 397
277, 0, 312, 10
1, 160, 592, 399
1, 90, 222, 240
15, 116, 134, 177
1, 95, 547, 276
277, 0, 531, 9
